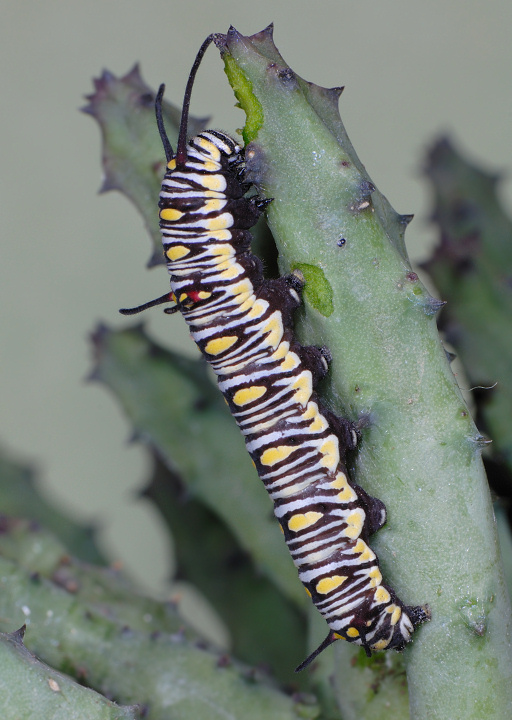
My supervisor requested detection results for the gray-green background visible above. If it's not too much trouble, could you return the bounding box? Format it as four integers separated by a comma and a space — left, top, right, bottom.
1, 0, 511, 596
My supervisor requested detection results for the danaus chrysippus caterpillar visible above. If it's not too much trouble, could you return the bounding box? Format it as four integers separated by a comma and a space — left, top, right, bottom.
121, 32, 428, 671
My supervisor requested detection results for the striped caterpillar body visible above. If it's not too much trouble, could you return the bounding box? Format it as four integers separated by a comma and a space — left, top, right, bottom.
122, 34, 427, 671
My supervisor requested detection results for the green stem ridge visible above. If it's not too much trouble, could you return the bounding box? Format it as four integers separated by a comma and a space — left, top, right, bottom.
83, 65, 207, 266
0, 549, 318, 720
423, 138, 512, 484
220, 25, 512, 720
0, 627, 139, 720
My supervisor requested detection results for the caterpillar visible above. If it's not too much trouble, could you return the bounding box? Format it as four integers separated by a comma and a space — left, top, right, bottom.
121, 33, 428, 671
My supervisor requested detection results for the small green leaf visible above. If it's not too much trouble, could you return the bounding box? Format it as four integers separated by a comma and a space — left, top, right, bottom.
222, 54, 263, 144
83, 65, 207, 266
292, 263, 333, 317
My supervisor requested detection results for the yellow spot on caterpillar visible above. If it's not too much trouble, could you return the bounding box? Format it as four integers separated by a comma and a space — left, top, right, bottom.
166, 245, 190, 260
214, 258, 231, 270
375, 586, 391, 604
271, 341, 289, 360
309, 414, 328, 433
279, 524, 284, 534
167, 158, 176, 170
303, 402, 318, 420
233, 292, 253, 306
246, 299, 267, 319
198, 291, 211, 300
338, 487, 357, 502
288, 511, 323, 532
319, 437, 339, 471
237, 297, 257, 314
369, 567, 382, 587
201, 174, 226, 191
206, 213, 233, 231
210, 244, 234, 256
250, 419, 278, 433
220, 264, 242, 280
292, 372, 312, 406
203, 160, 218, 172
231, 280, 253, 298
372, 638, 390, 650
196, 137, 221, 160
233, 386, 266, 406
204, 336, 238, 356
178, 293, 188, 303
263, 315, 283, 349
316, 575, 347, 595
331, 474, 357, 502
331, 473, 347, 489
208, 229, 232, 241
160, 207, 183, 221
354, 539, 375, 563
389, 606, 402, 626
346, 627, 360, 638
281, 352, 300, 371
333, 633, 343, 640
344, 509, 365, 539
304, 587, 312, 597
260, 445, 295, 467
203, 198, 224, 212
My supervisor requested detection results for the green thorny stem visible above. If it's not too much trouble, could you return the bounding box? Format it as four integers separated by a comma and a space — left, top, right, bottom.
219, 25, 512, 720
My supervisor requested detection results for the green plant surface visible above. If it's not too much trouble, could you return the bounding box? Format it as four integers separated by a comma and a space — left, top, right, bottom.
0, 555, 319, 720
219, 25, 512, 720
142, 451, 308, 685
0, 627, 138, 720
90, 323, 307, 612
496, 505, 512, 600
0, 448, 105, 565
0, 518, 194, 639
83, 65, 207, 266
423, 138, 512, 482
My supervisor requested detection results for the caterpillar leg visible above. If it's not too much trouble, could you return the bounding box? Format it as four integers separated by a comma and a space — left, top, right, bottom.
354, 484, 387, 535
326, 411, 360, 453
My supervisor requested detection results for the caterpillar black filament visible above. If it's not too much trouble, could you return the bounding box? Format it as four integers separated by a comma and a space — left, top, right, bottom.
121, 33, 428, 671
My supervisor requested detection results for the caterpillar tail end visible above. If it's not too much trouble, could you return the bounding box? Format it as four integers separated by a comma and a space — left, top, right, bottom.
295, 631, 339, 673
409, 603, 431, 628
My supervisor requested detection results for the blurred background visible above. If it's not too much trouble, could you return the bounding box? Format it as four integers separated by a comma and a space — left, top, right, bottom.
1, 0, 511, 597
